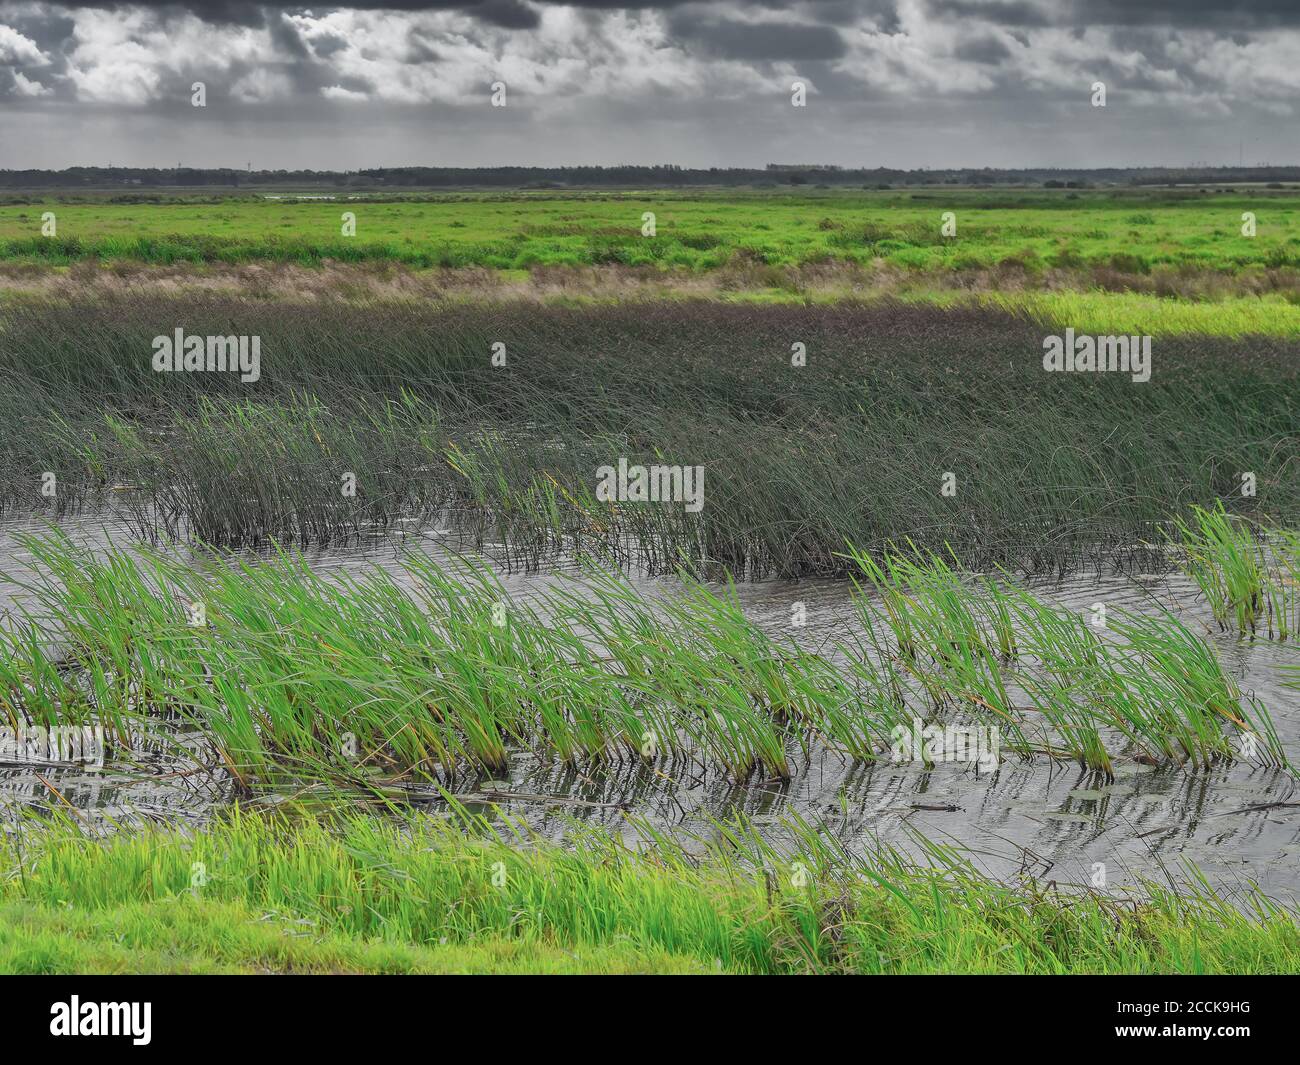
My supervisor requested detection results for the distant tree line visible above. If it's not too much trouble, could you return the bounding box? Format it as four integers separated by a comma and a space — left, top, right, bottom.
3, 164, 1300, 190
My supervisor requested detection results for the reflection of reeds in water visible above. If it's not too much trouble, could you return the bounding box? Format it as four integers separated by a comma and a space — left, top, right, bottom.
1, 531, 1287, 791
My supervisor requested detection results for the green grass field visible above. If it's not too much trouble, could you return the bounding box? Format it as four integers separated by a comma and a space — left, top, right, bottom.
5, 187, 1300, 275
10, 187, 1300, 334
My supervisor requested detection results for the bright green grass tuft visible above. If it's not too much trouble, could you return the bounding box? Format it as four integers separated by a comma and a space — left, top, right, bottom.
1174, 503, 1299, 639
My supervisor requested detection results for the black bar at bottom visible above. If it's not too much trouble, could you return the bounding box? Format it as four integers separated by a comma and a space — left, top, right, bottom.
0, 973, 1290, 1049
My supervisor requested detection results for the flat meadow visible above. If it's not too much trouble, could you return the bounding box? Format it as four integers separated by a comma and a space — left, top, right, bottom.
4, 185, 1300, 276
8, 185, 1300, 334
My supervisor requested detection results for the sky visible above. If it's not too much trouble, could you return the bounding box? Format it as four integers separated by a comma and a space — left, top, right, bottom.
1, 0, 1299, 171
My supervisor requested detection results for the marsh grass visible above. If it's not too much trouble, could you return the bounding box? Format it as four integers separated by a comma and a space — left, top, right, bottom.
1174, 503, 1299, 639
846, 545, 1287, 774
3, 298, 1295, 573
0, 531, 1285, 790
9, 188, 1300, 284
10, 258, 1300, 335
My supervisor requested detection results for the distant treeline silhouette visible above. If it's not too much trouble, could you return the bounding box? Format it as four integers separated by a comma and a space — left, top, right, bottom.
3, 164, 1300, 190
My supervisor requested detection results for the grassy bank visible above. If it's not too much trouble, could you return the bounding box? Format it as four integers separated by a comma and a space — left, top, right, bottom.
0, 899, 708, 974
2, 299, 1295, 569
3, 808, 1297, 975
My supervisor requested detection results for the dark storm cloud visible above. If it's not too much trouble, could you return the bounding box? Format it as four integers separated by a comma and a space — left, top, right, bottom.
92, 1, 268, 27
474, 0, 540, 29
552, 0, 899, 15
667, 12, 846, 61
42, 1, 541, 29
50, 0, 892, 28
774, 1, 898, 30
310, 31, 351, 57
923, 1, 1053, 29
927, 0, 1300, 29
545, 0, 904, 31
1080, 1, 1300, 29
952, 34, 1011, 64
32, 0, 1300, 33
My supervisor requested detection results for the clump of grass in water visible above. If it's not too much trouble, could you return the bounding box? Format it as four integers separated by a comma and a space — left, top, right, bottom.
1174, 502, 1298, 639
845, 543, 1288, 775
3, 805, 1298, 974
0, 531, 1287, 791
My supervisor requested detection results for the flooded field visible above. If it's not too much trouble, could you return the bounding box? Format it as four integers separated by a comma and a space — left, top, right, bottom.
4, 510, 1295, 901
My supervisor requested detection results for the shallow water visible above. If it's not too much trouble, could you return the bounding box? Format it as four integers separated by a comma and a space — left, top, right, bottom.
2, 511, 1297, 899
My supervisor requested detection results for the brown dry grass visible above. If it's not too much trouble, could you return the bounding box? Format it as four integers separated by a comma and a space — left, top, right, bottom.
2, 257, 1300, 306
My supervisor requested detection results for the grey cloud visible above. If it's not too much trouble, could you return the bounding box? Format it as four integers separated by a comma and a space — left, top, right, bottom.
4, 8, 75, 50
927, 0, 1300, 29
0, 10, 66, 98
952, 34, 1012, 64
923, 1, 1053, 29
667, 13, 847, 61
35, 2, 539, 29
267, 11, 311, 57
311, 32, 351, 58
404, 33, 441, 62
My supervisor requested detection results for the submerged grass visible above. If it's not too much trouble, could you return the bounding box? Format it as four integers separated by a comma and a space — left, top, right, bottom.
2, 805, 1297, 975
0, 530, 1286, 788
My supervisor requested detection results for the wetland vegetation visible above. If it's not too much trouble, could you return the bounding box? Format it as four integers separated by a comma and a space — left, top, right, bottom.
2, 185, 1299, 975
